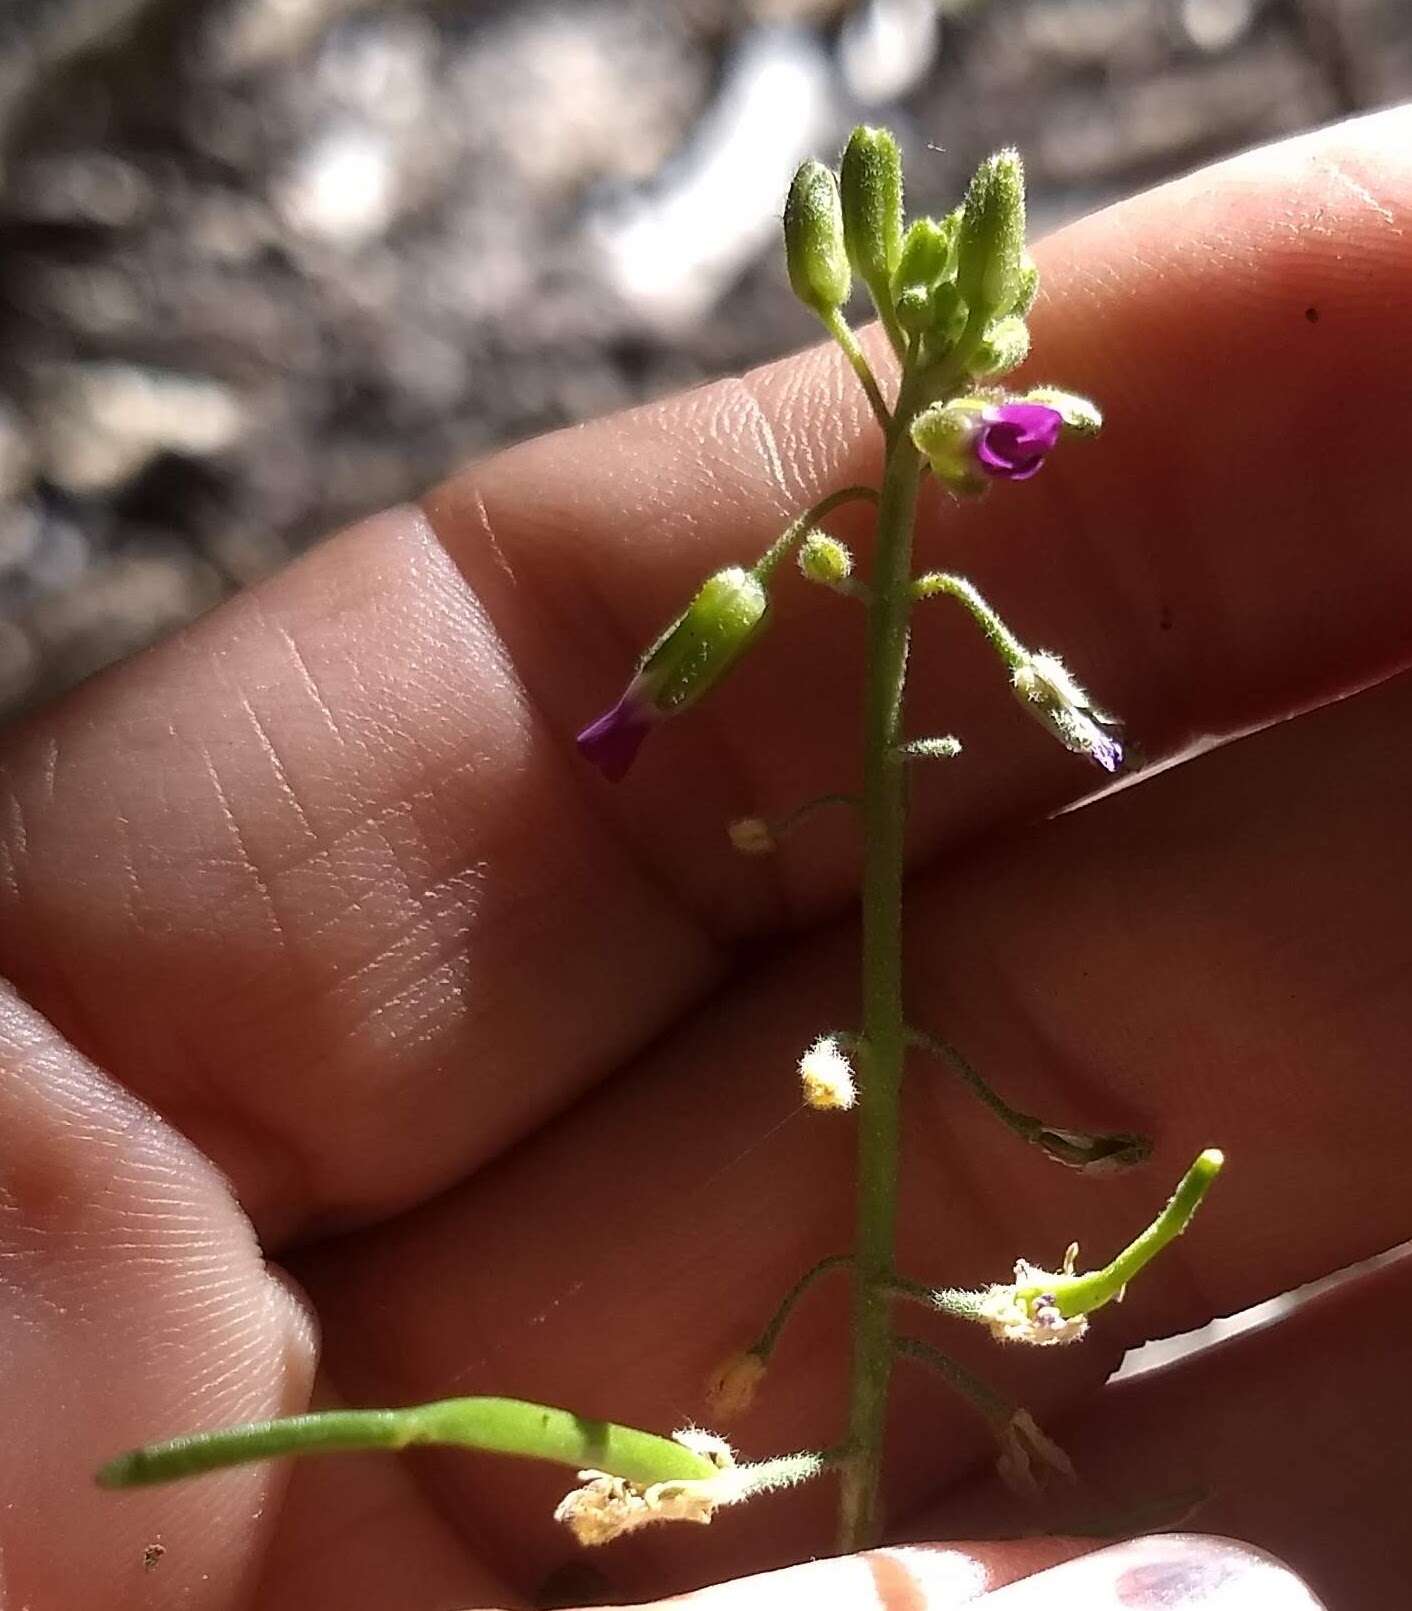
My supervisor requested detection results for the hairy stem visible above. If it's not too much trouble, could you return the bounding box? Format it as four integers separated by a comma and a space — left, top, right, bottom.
839, 371, 925, 1552
754, 484, 878, 584
822, 309, 891, 429
750, 1252, 852, 1360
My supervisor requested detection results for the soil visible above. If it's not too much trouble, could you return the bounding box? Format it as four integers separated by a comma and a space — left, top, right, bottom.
0, 0, 1407, 718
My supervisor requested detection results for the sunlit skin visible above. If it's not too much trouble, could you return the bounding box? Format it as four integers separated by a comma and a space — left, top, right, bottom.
2, 109, 1410, 1609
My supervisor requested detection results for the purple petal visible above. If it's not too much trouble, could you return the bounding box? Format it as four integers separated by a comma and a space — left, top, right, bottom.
576, 693, 655, 781
975, 403, 1064, 481
1090, 729, 1124, 773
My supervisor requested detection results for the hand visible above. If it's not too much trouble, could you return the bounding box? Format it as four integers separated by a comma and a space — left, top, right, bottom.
3, 107, 1407, 1611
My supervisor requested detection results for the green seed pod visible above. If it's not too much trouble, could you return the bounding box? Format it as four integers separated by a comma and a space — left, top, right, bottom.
955, 149, 1027, 321
784, 159, 851, 317
638, 567, 770, 714
839, 125, 904, 300
969, 315, 1031, 378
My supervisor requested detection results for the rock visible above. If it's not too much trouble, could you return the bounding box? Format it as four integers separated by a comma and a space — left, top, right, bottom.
35, 365, 250, 497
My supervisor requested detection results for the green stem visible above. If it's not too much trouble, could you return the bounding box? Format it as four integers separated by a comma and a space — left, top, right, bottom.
838, 368, 926, 1552
906, 1027, 1149, 1171
96, 1397, 715, 1491
911, 572, 1028, 669
767, 793, 861, 839
822, 309, 891, 430
749, 1252, 853, 1360
892, 1335, 1012, 1430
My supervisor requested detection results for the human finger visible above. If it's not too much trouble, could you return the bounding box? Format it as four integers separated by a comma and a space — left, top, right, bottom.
1, 112, 1409, 1244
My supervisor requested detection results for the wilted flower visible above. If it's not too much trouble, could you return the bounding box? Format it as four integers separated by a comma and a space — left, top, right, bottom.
728, 816, 776, 856
1011, 651, 1123, 772
577, 567, 769, 781
706, 1351, 768, 1421
977, 1257, 1091, 1348
576, 692, 657, 782
995, 1409, 1076, 1497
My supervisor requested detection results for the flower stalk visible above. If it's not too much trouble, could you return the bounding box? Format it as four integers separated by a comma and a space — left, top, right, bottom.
97, 129, 1226, 1571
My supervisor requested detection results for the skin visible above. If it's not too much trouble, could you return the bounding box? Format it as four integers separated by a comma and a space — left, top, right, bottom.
1, 106, 1408, 1610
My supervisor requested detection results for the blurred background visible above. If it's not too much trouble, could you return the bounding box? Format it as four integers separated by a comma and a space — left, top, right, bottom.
0, 0, 1408, 722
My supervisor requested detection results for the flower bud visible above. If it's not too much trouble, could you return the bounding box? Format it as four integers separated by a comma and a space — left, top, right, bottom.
1011, 651, 1123, 773
928, 280, 968, 345
639, 568, 769, 713
1022, 386, 1103, 435
892, 215, 954, 299
784, 160, 851, 317
910, 399, 987, 494
839, 125, 904, 299
955, 149, 1027, 321
576, 568, 769, 781
798, 530, 853, 587
969, 315, 1031, 378
1011, 253, 1039, 316
894, 283, 932, 337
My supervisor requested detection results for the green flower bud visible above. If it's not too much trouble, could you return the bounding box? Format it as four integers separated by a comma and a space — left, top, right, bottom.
928, 280, 969, 345
895, 284, 932, 338
839, 125, 904, 300
955, 149, 1027, 321
784, 160, 851, 317
1022, 386, 1103, 435
640, 567, 770, 714
1012, 253, 1039, 316
969, 315, 1031, 378
910, 399, 986, 494
892, 215, 955, 298
798, 530, 853, 587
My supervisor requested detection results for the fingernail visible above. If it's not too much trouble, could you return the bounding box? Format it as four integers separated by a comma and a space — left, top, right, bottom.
981, 1534, 1325, 1607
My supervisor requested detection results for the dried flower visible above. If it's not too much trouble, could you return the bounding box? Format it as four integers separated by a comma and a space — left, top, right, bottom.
728, 816, 776, 856
576, 693, 657, 783
977, 1257, 1091, 1348
799, 1035, 857, 1111
995, 1409, 1076, 1497
706, 1351, 768, 1422
1011, 651, 1123, 772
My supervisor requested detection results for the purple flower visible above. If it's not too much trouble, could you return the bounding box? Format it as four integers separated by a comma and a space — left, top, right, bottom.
974, 402, 1063, 481
576, 690, 658, 782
